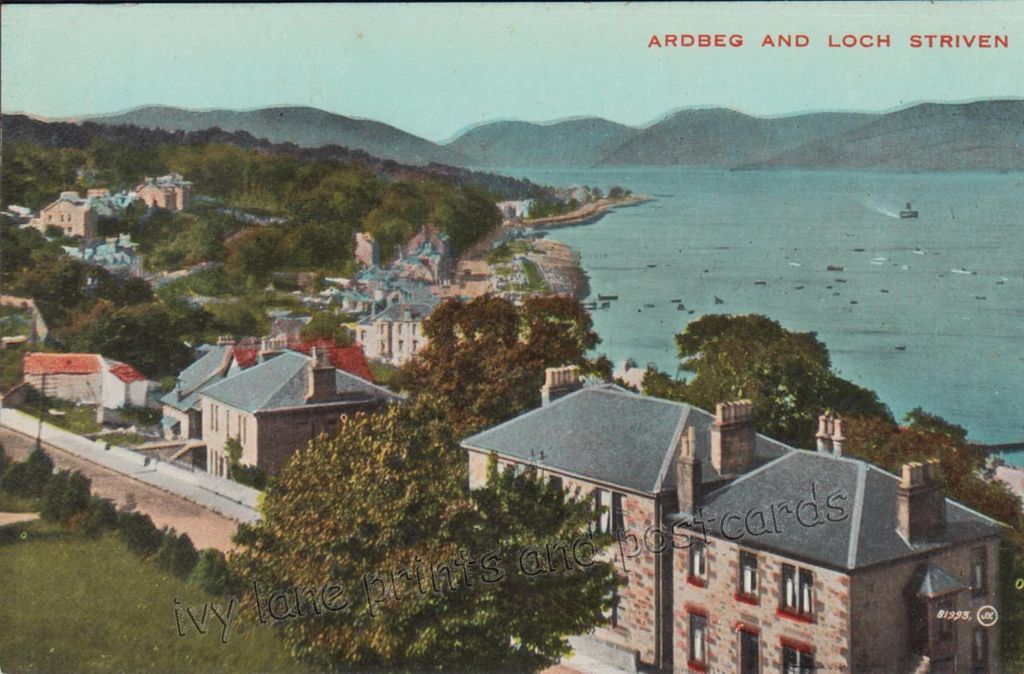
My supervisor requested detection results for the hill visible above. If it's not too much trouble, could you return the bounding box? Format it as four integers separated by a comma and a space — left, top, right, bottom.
742, 100, 1024, 171
82, 105, 470, 167
446, 118, 638, 167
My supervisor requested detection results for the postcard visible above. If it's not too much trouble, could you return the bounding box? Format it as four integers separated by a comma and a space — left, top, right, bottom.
1, 2, 1022, 673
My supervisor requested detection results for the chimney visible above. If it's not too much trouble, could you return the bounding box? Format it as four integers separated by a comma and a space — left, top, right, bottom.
258, 337, 281, 363
216, 335, 236, 346
710, 400, 756, 476
896, 459, 946, 543
831, 418, 846, 456
305, 347, 336, 403
816, 415, 833, 453
676, 426, 701, 514
540, 366, 582, 406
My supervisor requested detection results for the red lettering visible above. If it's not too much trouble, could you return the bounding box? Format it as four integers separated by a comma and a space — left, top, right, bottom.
647, 35, 662, 48
665, 34, 678, 47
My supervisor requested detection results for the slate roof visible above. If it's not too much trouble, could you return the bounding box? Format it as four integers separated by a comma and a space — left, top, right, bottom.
460, 384, 791, 494
200, 350, 397, 413
24, 352, 102, 375
160, 344, 233, 411
669, 450, 1005, 572
358, 302, 437, 325
915, 563, 967, 598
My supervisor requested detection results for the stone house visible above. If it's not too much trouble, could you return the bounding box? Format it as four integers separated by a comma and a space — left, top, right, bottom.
199, 348, 398, 476
357, 301, 436, 366
461, 368, 1005, 674
134, 173, 192, 211
160, 343, 236, 440
29, 192, 97, 238
354, 232, 380, 267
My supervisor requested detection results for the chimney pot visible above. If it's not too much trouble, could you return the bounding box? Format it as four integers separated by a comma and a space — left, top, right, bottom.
541, 365, 581, 406
896, 459, 946, 543
710, 398, 756, 476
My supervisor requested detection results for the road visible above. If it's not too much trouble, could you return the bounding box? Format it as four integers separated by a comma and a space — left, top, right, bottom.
1, 427, 239, 551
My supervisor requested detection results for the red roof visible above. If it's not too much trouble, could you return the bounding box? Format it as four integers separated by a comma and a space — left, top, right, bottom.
289, 340, 375, 383
108, 362, 147, 383
23, 352, 102, 375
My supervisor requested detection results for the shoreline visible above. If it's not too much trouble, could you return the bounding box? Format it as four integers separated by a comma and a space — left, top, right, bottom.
530, 238, 590, 300
523, 195, 652, 229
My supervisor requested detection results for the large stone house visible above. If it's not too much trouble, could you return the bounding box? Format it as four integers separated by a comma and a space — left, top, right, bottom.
134, 173, 192, 211
29, 192, 97, 238
161, 343, 236, 440
199, 348, 398, 476
356, 301, 436, 366
461, 368, 1005, 674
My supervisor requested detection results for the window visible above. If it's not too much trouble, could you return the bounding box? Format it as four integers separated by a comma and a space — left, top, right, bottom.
972, 546, 988, 595
739, 551, 758, 598
689, 613, 707, 666
593, 490, 611, 533
690, 540, 707, 580
397, 324, 403, 335
739, 629, 759, 674
611, 492, 626, 535
782, 645, 814, 674
412, 324, 418, 336
781, 565, 813, 618
226, 410, 232, 434
398, 340, 404, 352
973, 627, 988, 673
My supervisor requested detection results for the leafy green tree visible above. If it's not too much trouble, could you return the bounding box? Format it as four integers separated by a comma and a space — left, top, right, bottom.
647, 314, 891, 447
82, 496, 119, 538
40, 470, 91, 524
429, 185, 502, 255
190, 549, 233, 595
154, 530, 200, 579
225, 228, 286, 283
398, 294, 605, 437
68, 302, 194, 378
2, 448, 54, 497
231, 398, 617, 672
300, 312, 353, 345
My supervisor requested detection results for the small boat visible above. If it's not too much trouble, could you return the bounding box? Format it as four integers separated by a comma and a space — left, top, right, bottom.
895, 346, 906, 351
873, 256, 888, 262
975, 296, 987, 300
853, 248, 865, 252
583, 302, 598, 309
644, 303, 655, 308
598, 294, 619, 301
646, 264, 658, 268
794, 285, 804, 290
880, 289, 890, 293
827, 265, 844, 272
850, 300, 859, 304
600, 301, 611, 309
687, 310, 695, 314
899, 202, 919, 219
836, 279, 848, 284
900, 265, 909, 271
670, 299, 682, 303
788, 262, 802, 267
913, 249, 926, 255
714, 296, 724, 305
951, 268, 972, 275
677, 304, 686, 311
754, 280, 767, 286
996, 280, 1006, 285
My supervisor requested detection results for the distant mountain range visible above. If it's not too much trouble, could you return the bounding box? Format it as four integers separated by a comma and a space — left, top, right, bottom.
81, 106, 471, 167
69, 100, 1024, 171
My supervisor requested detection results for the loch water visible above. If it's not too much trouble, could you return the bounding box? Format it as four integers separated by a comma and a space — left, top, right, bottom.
498, 167, 1024, 456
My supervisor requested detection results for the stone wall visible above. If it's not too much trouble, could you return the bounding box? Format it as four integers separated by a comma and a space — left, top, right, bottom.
26, 372, 102, 405
849, 537, 1001, 673
673, 536, 851, 674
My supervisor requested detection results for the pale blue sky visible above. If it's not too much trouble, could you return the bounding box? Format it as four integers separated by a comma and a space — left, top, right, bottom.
2, 2, 1021, 142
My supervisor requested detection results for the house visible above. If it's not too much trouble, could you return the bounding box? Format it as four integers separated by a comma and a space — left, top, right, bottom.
62, 233, 142, 276
199, 348, 398, 476
161, 343, 237, 440
354, 232, 380, 267
28, 192, 97, 238
356, 301, 436, 366
401, 225, 452, 283
23, 352, 151, 409
496, 199, 533, 220
134, 173, 192, 211
461, 368, 1004, 674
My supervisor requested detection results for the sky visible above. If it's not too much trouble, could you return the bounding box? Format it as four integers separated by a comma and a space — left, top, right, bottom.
2, 2, 1022, 142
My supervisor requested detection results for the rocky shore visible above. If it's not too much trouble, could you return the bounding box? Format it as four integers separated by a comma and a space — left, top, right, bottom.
531, 238, 589, 300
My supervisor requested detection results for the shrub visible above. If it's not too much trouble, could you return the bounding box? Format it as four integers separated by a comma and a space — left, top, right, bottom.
82, 496, 119, 537
229, 463, 268, 490
2, 448, 54, 497
40, 470, 91, 524
117, 510, 163, 557
189, 548, 232, 595
154, 530, 199, 579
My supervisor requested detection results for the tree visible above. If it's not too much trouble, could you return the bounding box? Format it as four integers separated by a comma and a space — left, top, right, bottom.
225, 228, 286, 283
190, 548, 233, 595
82, 496, 119, 537
68, 302, 194, 378
231, 398, 617, 672
154, 530, 199, 579
40, 470, 91, 524
647, 314, 892, 447
398, 295, 605, 437
2, 448, 54, 497
300, 312, 354, 345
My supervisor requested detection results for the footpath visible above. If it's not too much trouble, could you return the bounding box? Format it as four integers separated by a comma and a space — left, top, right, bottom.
0, 408, 259, 524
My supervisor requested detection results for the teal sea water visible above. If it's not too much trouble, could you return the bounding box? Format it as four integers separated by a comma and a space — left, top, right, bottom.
501, 167, 1024, 461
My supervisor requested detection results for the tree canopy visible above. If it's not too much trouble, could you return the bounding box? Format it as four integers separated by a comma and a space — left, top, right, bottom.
645, 314, 892, 447
397, 294, 608, 437
231, 398, 617, 672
